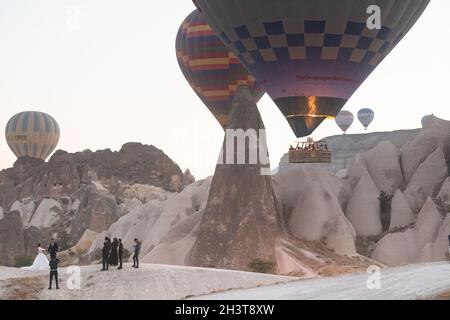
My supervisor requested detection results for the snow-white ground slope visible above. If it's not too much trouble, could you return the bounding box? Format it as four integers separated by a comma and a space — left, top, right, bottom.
193, 262, 450, 300
1, 262, 449, 300
0, 263, 296, 300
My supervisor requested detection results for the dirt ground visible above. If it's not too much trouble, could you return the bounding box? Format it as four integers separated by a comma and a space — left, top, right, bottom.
427, 290, 450, 300
1, 276, 47, 300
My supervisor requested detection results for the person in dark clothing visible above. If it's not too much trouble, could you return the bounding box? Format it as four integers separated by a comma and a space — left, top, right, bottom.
448, 235, 450, 261
132, 238, 141, 268
101, 237, 111, 271
48, 258, 60, 290
48, 239, 59, 260
109, 238, 118, 266
118, 239, 123, 270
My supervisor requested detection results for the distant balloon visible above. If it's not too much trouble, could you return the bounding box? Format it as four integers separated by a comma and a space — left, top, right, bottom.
194, 0, 430, 137
421, 114, 434, 127
358, 108, 375, 130
5, 111, 60, 160
176, 9, 264, 129
335, 111, 354, 134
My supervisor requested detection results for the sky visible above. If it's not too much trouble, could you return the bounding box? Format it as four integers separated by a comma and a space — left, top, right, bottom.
0, 0, 449, 179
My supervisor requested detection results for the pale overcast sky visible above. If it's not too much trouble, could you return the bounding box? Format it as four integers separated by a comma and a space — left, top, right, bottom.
0, 0, 449, 179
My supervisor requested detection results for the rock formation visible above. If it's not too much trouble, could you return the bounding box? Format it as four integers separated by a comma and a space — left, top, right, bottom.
389, 190, 415, 231
438, 178, 450, 203
361, 141, 404, 194
404, 147, 448, 211
58, 229, 99, 266
273, 166, 355, 256
70, 184, 119, 239
371, 198, 445, 266
1, 112, 450, 273
97, 114, 450, 270
0, 212, 25, 266
0, 142, 189, 209
188, 87, 279, 271
0, 142, 193, 266
88, 178, 211, 263
346, 171, 382, 237
401, 116, 450, 184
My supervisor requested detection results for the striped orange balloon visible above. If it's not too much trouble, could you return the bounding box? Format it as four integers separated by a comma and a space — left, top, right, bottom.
176, 9, 264, 129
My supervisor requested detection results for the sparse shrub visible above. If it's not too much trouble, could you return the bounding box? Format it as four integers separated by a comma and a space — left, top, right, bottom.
92, 248, 103, 261
122, 248, 132, 260
14, 255, 34, 268
379, 191, 393, 232
248, 259, 275, 274
433, 197, 450, 219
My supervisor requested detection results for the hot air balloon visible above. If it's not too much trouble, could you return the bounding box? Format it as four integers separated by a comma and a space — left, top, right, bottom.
421, 114, 434, 127
5, 111, 60, 160
335, 110, 354, 134
176, 9, 264, 129
194, 0, 430, 137
358, 108, 375, 130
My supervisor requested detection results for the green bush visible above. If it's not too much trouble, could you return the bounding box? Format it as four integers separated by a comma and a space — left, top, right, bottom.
14, 255, 34, 268
248, 259, 275, 274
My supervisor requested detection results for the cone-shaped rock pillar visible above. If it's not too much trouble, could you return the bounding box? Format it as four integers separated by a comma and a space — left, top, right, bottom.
189, 86, 280, 272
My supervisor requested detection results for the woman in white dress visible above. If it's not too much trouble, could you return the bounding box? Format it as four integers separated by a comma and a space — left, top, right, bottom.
21, 243, 50, 271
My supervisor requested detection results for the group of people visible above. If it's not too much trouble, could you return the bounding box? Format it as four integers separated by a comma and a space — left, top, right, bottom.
101, 238, 122, 270
101, 237, 141, 271
22, 236, 144, 291
289, 141, 329, 152
21, 239, 60, 290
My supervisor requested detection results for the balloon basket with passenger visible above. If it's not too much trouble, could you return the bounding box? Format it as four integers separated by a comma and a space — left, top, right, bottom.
288, 137, 331, 164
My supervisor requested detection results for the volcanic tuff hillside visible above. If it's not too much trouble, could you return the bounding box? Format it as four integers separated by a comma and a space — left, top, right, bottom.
1, 116, 449, 276
0, 143, 194, 266
89, 115, 450, 275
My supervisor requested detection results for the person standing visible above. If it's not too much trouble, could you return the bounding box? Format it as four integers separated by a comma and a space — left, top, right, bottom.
132, 238, 141, 269
48, 239, 59, 260
109, 238, 118, 266
118, 239, 123, 270
448, 235, 450, 261
21, 243, 49, 271
48, 258, 60, 290
101, 237, 111, 271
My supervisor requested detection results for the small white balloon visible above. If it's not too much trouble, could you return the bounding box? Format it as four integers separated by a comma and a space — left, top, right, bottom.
335, 110, 354, 134
358, 108, 375, 130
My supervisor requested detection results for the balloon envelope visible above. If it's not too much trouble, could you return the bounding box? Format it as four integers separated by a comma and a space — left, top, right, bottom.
176, 9, 264, 129
358, 108, 375, 129
421, 114, 433, 127
194, 0, 430, 137
5, 111, 60, 160
335, 110, 354, 134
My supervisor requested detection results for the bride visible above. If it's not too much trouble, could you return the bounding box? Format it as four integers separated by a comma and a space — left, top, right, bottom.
21, 243, 50, 271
